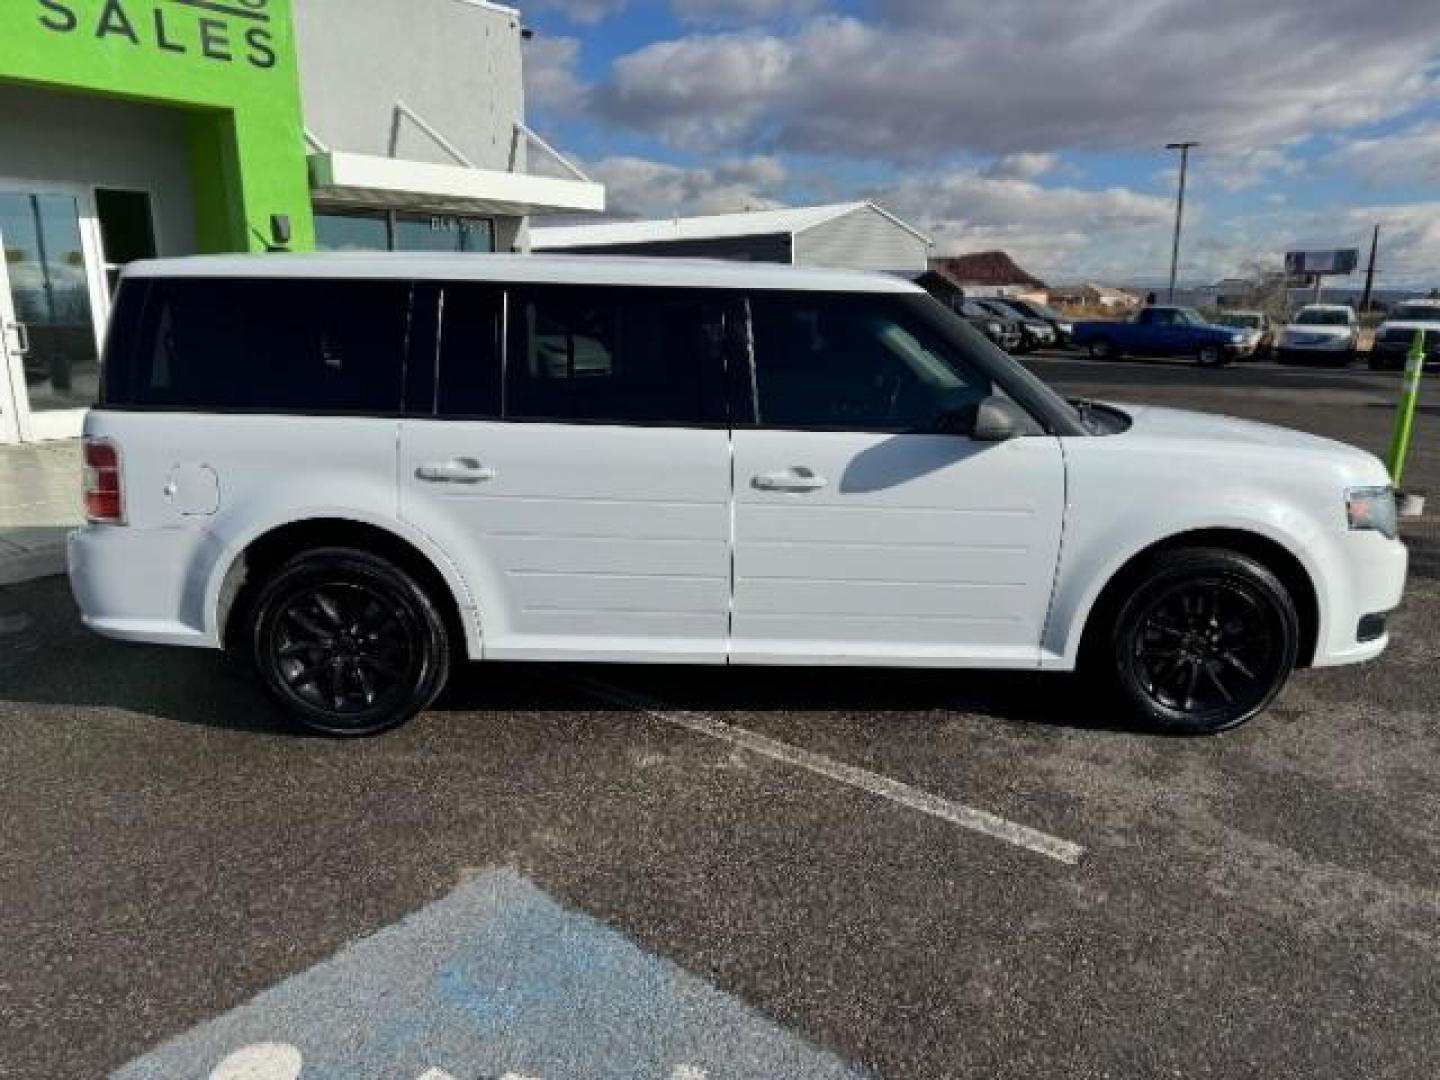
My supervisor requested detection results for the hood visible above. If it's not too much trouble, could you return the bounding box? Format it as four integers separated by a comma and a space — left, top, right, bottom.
1378, 320, 1440, 334
1113, 403, 1375, 461
1283, 323, 1352, 339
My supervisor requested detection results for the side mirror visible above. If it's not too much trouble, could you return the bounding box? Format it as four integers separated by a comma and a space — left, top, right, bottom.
972, 396, 1032, 442
936, 395, 1033, 441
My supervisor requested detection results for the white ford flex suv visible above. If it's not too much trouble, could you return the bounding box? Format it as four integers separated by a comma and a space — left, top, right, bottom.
69, 255, 1407, 736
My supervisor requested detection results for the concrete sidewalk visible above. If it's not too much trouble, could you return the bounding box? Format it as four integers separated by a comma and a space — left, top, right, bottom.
0, 441, 81, 586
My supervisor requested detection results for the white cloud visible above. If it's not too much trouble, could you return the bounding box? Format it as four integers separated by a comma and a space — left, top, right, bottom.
597, 32, 793, 151
874, 169, 1176, 281
586, 155, 789, 217
526, 0, 629, 25
523, 35, 587, 114
983, 153, 1059, 182
593, 1, 1440, 162
1333, 120, 1440, 187
672, 0, 825, 24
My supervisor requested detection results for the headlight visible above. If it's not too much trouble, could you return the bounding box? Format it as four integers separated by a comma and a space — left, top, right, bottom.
988, 321, 1002, 335
1346, 487, 1399, 540
1230, 332, 1247, 344
1058, 322, 1073, 334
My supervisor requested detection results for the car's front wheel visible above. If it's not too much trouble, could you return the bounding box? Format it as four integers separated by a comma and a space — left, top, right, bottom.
248, 548, 452, 736
1097, 548, 1299, 734
1197, 344, 1228, 367
1088, 337, 1116, 360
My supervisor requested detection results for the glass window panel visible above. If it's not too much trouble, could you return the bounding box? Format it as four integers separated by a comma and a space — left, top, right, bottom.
315, 211, 390, 252
749, 293, 991, 431
127, 279, 410, 413
393, 214, 493, 253
0, 192, 99, 413
505, 287, 726, 425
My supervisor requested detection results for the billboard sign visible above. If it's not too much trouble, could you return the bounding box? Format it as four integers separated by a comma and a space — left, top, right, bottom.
1285, 249, 1359, 277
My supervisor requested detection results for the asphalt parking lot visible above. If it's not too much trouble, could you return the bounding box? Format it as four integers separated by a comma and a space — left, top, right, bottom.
3, 354, 1438, 1079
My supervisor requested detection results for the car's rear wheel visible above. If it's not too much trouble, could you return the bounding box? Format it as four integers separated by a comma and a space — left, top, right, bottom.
1089, 337, 1116, 360
1097, 548, 1299, 734
248, 548, 451, 736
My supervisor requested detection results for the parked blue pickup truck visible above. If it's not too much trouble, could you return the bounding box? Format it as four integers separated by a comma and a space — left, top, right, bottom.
1071, 306, 1253, 366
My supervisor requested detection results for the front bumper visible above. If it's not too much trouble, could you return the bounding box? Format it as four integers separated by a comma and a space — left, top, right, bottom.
1311, 532, 1408, 668
1371, 341, 1440, 369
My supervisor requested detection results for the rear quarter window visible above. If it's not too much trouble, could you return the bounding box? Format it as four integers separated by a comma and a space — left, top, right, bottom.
102, 277, 411, 414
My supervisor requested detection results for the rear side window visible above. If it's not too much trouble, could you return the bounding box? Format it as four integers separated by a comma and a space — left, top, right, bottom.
105, 278, 411, 413
435, 284, 503, 418
506, 287, 730, 425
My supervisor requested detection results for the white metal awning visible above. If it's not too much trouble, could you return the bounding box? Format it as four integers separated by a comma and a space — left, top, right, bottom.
308, 151, 606, 217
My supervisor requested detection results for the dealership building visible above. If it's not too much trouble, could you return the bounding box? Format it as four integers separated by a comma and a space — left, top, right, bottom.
0, 0, 604, 445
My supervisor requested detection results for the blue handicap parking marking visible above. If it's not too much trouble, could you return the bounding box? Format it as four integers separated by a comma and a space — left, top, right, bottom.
115, 868, 868, 1080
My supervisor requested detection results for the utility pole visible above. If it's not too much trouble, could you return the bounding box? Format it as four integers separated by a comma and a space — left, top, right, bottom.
1165, 142, 1199, 303
1360, 223, 1380, 318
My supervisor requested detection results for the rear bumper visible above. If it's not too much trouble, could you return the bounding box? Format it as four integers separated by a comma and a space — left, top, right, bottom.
67, 525, 219, 648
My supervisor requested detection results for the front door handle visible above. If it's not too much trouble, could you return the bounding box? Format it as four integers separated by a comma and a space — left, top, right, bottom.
3, 321, 28, 356
415, 458, 497, 484
752, 467, 828, 493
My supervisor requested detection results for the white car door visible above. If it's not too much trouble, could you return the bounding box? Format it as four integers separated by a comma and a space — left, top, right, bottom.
731, 292, 1066, 667
399, 283, 737, 663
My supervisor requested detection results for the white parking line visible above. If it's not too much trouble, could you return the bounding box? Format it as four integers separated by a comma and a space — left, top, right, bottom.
575, 679, 1085, 866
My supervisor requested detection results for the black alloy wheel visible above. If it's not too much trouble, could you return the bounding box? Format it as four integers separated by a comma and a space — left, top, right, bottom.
1104, 549, 1299, 733
1197, 344, 1226, 367
249, 548, 451, 736
1089, 337, 1115, 360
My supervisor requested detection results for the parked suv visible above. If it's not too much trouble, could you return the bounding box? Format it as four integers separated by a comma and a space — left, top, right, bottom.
955, 298, 1024, 352
71, 255, 1406, 737
1369, 299, 1440, 371
975, 299, 1056, 352
988, 298, 1075, 348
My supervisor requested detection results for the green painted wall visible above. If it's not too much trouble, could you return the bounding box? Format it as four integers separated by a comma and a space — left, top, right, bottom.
0, 0, 315, 253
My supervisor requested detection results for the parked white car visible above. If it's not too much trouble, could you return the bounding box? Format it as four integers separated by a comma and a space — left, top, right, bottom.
69, 255, 1407, 737
1370, 298, 1440, 372
1277, 304, 1360, 366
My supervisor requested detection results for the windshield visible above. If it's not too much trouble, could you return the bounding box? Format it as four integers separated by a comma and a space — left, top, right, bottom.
1295, 309, 1351, 326
1218, 313, 1262, 329
1391, 304, 1440, 322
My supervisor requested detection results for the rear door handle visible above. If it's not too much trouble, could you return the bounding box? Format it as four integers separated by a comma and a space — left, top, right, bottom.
752, 467, 828, 493
415, 458, 497, 484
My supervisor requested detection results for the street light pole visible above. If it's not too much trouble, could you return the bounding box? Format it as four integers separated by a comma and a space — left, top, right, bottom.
1165, 141, 1199, 303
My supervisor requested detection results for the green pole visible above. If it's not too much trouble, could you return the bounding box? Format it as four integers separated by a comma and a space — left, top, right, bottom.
1385, 329, 1426, 488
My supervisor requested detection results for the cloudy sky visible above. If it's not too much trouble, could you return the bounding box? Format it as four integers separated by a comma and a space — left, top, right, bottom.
520, 0, 1440, 286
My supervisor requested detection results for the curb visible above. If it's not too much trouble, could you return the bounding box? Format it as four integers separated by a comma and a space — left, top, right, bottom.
0, 546, 67, 588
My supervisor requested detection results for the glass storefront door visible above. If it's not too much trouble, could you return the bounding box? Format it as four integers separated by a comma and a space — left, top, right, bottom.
0, 188, 107, 444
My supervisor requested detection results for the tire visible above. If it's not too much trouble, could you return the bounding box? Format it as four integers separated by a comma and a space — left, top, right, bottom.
1092, 548, 1300, 734
1088, 337, 1116, 360
247, 548, 452, 737
1197, 344, 1225, 367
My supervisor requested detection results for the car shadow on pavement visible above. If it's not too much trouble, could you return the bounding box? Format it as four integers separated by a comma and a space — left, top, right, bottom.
1, 575, 1140, 738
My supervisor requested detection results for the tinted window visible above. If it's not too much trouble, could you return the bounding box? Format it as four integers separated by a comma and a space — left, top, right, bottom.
749, 293, 993, 431
435, 284, 502, 417
506, 287, 729, 425
108, 278, 410, 412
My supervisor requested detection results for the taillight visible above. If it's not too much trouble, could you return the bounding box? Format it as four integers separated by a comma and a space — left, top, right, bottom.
83, 438, 125, 524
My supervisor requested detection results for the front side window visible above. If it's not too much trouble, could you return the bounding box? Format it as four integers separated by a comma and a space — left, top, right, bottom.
506, 287, 730, 425
748, 293, 993, 432
109, 279, 411, 413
